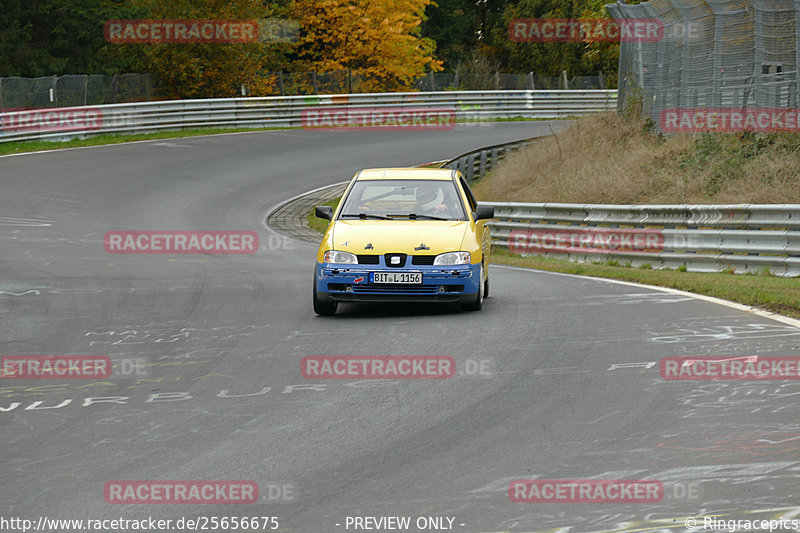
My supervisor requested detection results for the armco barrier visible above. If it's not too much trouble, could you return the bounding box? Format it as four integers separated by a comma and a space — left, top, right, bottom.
484, 202, 800, 276
441, 138, 539, 182
0, 90, 616, 143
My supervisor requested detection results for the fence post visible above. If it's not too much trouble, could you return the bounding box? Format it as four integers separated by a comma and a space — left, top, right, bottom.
347, 68, 352, 93
112, 74, 118, 104
0, 77, 4, 109
598, 71, 605, 89
279, 72, 285, 96
52, 76, 58, 106
146, 74, 151, 101
528, 72, 535, 90
312, 71, 318, 94
562, 70, 569, 90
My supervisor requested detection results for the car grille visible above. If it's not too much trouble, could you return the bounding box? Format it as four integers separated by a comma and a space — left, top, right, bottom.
356, 255, 380, 264
411, 255, 436, 265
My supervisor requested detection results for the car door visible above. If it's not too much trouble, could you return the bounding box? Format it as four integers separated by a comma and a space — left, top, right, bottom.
458, 174, 491, 266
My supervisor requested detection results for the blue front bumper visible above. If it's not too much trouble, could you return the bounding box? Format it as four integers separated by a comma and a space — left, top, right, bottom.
315, 260, 481, 303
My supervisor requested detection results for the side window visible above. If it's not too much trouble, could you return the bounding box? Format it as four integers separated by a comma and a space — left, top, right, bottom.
459, 176, 478, 212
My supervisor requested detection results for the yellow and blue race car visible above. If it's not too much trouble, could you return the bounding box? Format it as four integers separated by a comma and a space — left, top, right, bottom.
312, 167, 494, 315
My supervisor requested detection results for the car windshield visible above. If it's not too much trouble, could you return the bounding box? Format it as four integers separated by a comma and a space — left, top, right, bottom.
338, 179, 467, 221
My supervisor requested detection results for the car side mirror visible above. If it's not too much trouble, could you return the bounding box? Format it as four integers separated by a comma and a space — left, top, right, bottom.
474, 205, 494, 221
315, 206, 333, 220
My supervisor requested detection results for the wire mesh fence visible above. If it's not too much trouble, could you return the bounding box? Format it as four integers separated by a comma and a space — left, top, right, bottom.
607, 0, 800, 132
1, 70, 607, 110
0, 74, 155, 110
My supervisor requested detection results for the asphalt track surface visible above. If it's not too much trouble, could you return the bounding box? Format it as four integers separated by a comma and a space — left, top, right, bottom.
2, 122, 800, 533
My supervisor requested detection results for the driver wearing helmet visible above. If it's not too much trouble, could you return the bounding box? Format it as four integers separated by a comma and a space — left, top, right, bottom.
414, 183, 450, 215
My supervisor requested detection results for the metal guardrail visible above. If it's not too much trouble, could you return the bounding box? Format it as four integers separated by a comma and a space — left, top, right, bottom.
440, 137, 540, 183
441, 137, 800, 277
0, 90, 617, 144
484, 202, 800, 277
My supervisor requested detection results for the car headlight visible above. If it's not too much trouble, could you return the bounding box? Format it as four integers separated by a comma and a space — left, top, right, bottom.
433, 251, 471, 265
323, 250, 358, 264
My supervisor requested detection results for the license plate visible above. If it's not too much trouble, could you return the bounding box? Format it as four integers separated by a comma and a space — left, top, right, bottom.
371, 272, 422, 284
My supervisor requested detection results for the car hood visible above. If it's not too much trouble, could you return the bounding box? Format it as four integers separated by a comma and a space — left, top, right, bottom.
330, 220, 470, 255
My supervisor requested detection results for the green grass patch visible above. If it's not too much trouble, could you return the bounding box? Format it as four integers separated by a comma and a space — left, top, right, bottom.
306, 197, 339, 235
491, 248, 800, 320
0, 116, 570, 157
0, 126, 290, 156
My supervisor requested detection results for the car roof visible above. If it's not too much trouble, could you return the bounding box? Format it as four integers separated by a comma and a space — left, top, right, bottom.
356, 168, 455, 181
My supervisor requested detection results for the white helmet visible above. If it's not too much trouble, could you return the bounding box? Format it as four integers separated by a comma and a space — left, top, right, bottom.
416, 185, 444, 211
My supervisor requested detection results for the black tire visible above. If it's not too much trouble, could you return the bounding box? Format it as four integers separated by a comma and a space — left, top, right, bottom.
484, 274, 489, 298
313, 283, 337, 316
462, 265, 484, 311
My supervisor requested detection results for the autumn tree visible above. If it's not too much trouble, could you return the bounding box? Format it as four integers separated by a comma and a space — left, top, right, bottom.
290, 0, 442, 92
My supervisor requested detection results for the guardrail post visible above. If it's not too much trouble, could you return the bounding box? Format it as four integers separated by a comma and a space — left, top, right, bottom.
479, 150, 487, 179
466, 154, 476, 182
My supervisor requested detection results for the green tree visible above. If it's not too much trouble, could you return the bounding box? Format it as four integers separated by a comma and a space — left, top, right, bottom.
116, 0, 291, 98
488, 0, 619, 85
0, 0, 131, 76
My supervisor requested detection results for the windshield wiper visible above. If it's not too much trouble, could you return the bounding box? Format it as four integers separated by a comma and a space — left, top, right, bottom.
387, 213, 448, 220
339, 213, 392, 220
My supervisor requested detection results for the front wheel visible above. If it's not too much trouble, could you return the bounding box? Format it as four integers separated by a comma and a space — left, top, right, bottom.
462, 264, 484, 311
313, 283, 337, 316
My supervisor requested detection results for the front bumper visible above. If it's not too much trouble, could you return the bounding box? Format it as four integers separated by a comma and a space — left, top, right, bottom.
315, 261, 481, 304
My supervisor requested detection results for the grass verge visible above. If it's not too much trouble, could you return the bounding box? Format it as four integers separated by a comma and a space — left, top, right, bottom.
0, 116, 561, 157
0, 127, 288, 156
473, 111, 800, 204
492, 249, 800, 320
306, 198, 339, 235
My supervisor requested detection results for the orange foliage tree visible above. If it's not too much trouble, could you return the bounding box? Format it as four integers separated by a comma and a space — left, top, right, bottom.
290, 0, 442, 92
